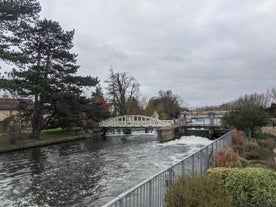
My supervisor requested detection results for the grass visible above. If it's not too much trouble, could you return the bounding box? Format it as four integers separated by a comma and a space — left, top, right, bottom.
39, 128, 78, 140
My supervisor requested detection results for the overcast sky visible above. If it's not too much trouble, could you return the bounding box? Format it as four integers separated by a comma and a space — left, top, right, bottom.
38, 0, 276, 107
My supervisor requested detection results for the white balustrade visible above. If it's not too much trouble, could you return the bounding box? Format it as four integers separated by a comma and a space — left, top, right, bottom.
99, 115, 173, 128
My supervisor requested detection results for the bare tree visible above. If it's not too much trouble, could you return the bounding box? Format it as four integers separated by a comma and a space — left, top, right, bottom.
220, 91, 270, 109
235, 92, 270, 107
105, 69, 140, 115
271, 88, 276, 102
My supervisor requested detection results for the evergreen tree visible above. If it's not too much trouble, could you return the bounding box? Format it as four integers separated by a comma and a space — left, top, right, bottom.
222, 105, 269, 137
0, 0, 41, 63
0, 19, 98, 139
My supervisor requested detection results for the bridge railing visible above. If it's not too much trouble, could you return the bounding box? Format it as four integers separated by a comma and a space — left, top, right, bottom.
102, 131, 232, 207
99, 115, 173, 128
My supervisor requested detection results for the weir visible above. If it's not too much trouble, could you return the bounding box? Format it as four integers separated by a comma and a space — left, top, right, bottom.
157, 110, 228, 141
157, 125, 228, 142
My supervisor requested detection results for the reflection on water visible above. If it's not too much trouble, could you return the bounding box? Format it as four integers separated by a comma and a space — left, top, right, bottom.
0, 134, 212, 206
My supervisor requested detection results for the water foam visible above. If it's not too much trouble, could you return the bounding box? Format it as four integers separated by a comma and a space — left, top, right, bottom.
158, 136, 213, 147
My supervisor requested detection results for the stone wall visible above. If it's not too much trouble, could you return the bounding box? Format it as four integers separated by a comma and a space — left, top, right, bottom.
0, 110, 18, 121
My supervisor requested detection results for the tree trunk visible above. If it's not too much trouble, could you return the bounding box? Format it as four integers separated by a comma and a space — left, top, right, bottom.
31, 128, 40, 139
31, 98, 43, 139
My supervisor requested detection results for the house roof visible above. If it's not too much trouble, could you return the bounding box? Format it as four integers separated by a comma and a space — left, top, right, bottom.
0, 98, 19, 110
0, 98, 32, 110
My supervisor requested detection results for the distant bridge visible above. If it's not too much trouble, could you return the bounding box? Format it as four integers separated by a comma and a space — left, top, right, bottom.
99, 115, 173, 128
179, 110, 227, 126
98, 111, 228, 138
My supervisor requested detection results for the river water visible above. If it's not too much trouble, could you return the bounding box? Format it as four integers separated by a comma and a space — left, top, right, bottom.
0, 133, 212, 207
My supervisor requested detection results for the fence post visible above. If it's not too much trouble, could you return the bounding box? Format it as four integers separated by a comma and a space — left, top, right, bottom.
181, 160, 185, 177
149, 180, 153, 207
205, 147, 209, 170
200, 150, 203, 175
192, 154, 195, 175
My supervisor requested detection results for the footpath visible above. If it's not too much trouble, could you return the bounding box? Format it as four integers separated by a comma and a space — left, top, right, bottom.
0, 134, 89, 153
262, 126, 276, 136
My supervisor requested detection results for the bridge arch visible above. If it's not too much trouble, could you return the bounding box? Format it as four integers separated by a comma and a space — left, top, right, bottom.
99, 115, 172, 128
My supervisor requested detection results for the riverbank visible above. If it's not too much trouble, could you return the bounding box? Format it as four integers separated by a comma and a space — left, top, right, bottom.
0, 133, 91, 153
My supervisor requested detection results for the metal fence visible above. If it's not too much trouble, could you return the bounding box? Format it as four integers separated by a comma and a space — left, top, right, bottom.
102, 131, 232, 207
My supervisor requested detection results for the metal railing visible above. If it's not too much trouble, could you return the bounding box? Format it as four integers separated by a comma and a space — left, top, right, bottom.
102, 131, 232, 207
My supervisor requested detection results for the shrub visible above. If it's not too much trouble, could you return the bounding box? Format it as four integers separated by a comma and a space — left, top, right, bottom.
226, 168, 276, 207
248, 159, 276, 170
238, 157, 249, 168
212, 147, 240, 168
232, 130, 246, 153
258, 132, 276, 141
257, 138, 276, 150
244, 138, 258, 151
255, 147, 275, 160
253, 126, 262, 138
166, 175, 233, 207
232, 130, 246, 145
243, 150, 259, 160
206, 167, 234, 181
242, 138, 275, 161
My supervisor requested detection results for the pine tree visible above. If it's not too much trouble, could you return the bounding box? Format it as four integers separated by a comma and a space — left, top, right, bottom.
1, 19, 98, 139
0, 0, 41, 62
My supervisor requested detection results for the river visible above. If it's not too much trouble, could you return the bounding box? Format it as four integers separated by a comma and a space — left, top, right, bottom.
0, 133, 212, 207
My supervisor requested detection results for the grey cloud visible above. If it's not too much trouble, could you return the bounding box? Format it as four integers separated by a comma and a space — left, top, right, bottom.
39, 0, 276, 106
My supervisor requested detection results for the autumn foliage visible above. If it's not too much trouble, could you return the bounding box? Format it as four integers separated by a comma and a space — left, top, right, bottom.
212, 147, 240, 168
232, 130, 246, 153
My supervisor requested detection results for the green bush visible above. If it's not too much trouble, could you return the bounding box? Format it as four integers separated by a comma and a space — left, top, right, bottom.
206, 167, 234, 181
168, 168, 276, 207
245, 138, 259, 151
166, 175, 233, 207
255, 147, 275, 160
225, 168, 276, 207
238, 157, 249, 168
253, 127, 262, 138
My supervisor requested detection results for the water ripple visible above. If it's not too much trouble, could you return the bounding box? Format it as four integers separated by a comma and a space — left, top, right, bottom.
0, 135, 211, 206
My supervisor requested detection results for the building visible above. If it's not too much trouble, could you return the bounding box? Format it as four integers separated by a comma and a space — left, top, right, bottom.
0, 98, 20, 121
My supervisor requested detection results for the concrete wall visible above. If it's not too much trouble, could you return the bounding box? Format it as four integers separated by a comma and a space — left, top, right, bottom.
157, 127, 180, 142
157, 126, 228, 142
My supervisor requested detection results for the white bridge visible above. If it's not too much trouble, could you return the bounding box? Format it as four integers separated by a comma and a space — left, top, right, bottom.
99, 115, 173, 128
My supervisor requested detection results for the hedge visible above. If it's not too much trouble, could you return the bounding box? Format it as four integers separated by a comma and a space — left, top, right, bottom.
225, 168, 276, 207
